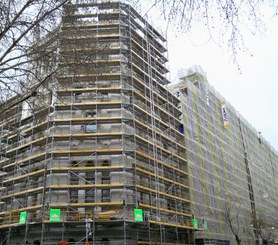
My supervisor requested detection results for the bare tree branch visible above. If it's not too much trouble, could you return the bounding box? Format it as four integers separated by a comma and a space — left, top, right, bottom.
0, 0, 68, 64
0, 0, 277, 115
0, 68, 59, 115
0, 0, 34, 39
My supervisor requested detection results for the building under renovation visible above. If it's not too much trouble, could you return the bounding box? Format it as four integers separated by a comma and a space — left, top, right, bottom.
1, 1, 278, 245
0, 1, 193, 244
170, 66, 278, 245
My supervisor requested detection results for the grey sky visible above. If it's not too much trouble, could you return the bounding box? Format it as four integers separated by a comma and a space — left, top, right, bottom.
137, 1, 278, 151
166, 5, 278, 151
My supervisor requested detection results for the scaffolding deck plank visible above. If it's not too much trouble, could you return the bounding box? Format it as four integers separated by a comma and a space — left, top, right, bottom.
53, 132, 123, 139
3, 169, 45, 184
6, 120, 49, 141
139, 203, 191, 218
51, 165, 125, 172
149, 220, 193, 229
6, 136, 48, 154
132, 74, 179, 105
55, 101, 122, 107
137, 185, 190, 203
59, 59, 122, 66
136, 167, 189, 190
52, 148, 124, 155
62, 21, 120, 29
131, 37, 167, 64
3, 148, 127, 169
3, 152, 47, 169
62, 33, 120, 40
58, 72, 121, 79
131, 49, 167, 74
3, 149, 186, 175
50, 183, 124, 189
60, 46, 121, 53
0, 223, 19, 229
135, 151, 188, 175
135, 134, 185, 161
0, 205, 43, 216
1, 187, 44, 199
57, 86, 122, 94
6, 132, 182, 158
53, 116, 123, 125
4, 115, 128, 143
133, 89, 181, 125
134, 118, 184, 148
0, 172, 8, 177
133, 104, 183, 138
49, 201, 123, 207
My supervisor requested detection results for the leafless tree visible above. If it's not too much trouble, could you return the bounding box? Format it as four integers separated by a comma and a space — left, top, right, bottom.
1, 0, 277, 114
0, 0, 69, 114
253, 215, 277, 244
134, 0, 277, 64
222, 202, 242, 245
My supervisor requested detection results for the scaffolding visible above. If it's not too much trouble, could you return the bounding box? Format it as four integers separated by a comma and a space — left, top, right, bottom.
170, 66, 278, 245
0, 1, 194, 244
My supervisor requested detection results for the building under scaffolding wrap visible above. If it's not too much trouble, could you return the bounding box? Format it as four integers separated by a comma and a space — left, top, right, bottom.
170, 66, 278, 245
1, 1, 278, 245
0, 1, 194, 244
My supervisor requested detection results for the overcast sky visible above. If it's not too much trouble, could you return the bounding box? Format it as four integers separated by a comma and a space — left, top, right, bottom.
153, 4, 278, 151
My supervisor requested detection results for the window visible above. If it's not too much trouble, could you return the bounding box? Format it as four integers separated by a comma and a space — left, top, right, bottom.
74, 92, 82, 101
85, 124, 97, 132
85, 111, 96, 118
102, 93, 109, 101
181, 88, 188, 96
101, 189, 110, 202
102, 160, 109, 166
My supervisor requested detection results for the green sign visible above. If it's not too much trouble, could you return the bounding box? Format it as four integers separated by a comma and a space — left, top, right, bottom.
193, 218, 198, 230
134, 209, 143, 222
19, 211, 27, 224
50, 209, 61, 222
